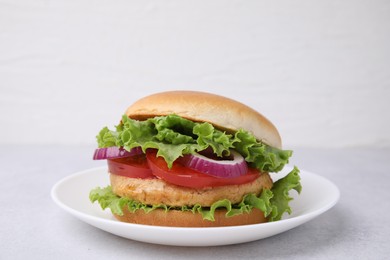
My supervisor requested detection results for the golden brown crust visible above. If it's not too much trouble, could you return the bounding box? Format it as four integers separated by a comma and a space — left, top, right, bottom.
114, 208, 267, 227
110, 173, 272, 227
110, 173, 273, 207
125, 91, 282, 148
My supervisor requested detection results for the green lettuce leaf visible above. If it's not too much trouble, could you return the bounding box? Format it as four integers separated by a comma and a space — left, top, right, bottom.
96, 114, 292, 172
268, 166, 302, 221
89, 168, 301, 222
89, 186, 169, 215
233, 129, 293, 172
89, 186, 274, 221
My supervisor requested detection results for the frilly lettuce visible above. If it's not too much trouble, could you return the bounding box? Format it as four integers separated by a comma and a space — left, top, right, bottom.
97, 114, 292, 172
268, 166, 302, 221
89, 167, 301, 222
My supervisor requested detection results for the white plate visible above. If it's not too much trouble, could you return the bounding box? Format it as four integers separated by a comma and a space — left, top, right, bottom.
51, 166, 339, 247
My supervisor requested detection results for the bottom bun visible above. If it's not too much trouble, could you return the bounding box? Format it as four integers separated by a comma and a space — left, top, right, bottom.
114, 208, 267, 227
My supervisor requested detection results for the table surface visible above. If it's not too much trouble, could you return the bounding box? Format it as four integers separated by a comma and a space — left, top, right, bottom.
1, 144, 389, 259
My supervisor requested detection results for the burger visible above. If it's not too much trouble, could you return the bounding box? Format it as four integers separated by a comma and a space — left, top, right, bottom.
90, 91, 301, 227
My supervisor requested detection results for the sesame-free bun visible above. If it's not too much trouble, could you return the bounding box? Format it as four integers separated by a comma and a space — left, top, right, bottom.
114, 207, 267, 227
125, 91, 282, 148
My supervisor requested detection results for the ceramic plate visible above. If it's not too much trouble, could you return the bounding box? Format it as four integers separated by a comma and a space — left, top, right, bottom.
51, 166, 339, 246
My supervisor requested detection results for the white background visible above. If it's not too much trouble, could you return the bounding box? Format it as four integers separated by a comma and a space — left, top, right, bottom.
1, 0, 389, 148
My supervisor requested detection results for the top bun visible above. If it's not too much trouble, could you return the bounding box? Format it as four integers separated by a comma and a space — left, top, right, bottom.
125, 91, 282, 148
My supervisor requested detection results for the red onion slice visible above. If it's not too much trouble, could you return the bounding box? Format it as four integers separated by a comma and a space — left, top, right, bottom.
93, 146, 143, 160
181, 150, 248, 178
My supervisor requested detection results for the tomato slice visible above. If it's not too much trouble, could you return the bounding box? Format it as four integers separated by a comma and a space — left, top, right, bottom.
107, 154, 155, 179
146, 149, 260, 188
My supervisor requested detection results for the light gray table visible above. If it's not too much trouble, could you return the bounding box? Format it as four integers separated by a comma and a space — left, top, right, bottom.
1, 145, 389, 259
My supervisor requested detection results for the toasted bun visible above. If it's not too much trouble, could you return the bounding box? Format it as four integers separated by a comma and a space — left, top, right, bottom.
125, 91, 282, 148
114, 208, 267, 227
